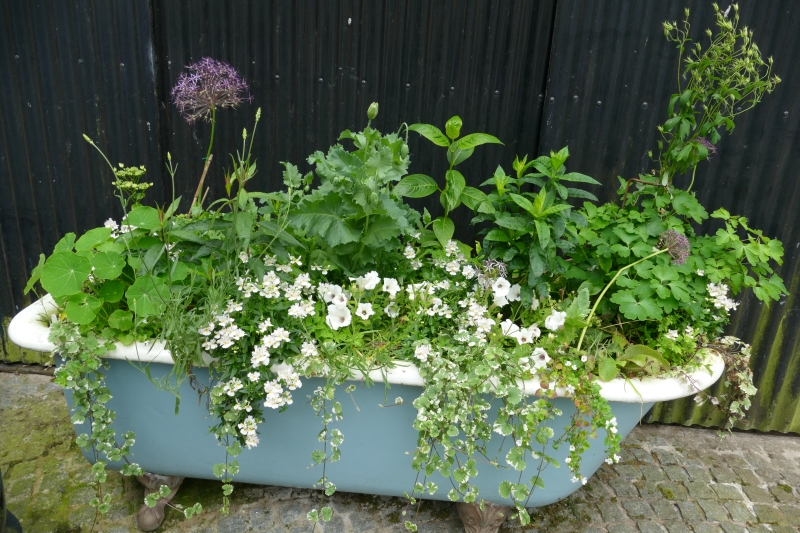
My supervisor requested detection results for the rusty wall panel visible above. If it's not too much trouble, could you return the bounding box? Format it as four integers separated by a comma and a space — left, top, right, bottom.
540, 0, 800, 432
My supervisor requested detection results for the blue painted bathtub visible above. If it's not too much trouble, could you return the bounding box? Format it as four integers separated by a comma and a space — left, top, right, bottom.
64, 358, 649, 507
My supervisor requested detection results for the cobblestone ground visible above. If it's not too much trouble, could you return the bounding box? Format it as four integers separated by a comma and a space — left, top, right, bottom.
2, 372, 799, 533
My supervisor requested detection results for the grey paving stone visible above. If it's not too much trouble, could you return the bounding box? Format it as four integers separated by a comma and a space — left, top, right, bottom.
615, 465, 643, 480
597, 502, 627, 522
688, 523, 722, 533
731, 467, 761, 486
658, 482, 688, 501
719, 524, 747, 533
710, 467, 739, 484
655, 451, 681, 466
663, 466, 689, 482
609, 477, 639, 498
630, 447, 656, 464
711, 484, 744, 500
637, 481, 665, 500
350, 512, 378, 533
249, 507, 277, 531
742, 485, 775, 503
637, 520, 665, 533
685, 481, 716, 500
770, 526, 799, 533
684, 467, 712, 482
664, 523, 692, 533
622, 500, 654, 519
778, 503, 800, 526
323, 515, 346, 533
676, 501, 704, 521
768, 485, 797, 503
217, 513, 249, 533
650, 500, 680, 521
752, 503, 787, 524
642, 465, 667, 482
697, 499, 729, 521
607, 525, 636, 533
746, 526, 773, 533
723, 501, 755, 522
723, 456, 750, 469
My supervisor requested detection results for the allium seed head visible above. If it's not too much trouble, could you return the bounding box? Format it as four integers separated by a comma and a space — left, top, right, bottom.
658, 230, 690, 265
171, 58, 250, 123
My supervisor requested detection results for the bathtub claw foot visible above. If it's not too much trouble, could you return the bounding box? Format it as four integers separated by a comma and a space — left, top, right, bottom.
456, 501, 510, 533
136, 473, 184, 531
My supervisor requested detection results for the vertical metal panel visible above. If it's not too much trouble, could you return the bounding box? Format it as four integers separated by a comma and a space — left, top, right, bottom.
151, 0, 555, 241
540, 0, 800, 432
0, 1, 161, 347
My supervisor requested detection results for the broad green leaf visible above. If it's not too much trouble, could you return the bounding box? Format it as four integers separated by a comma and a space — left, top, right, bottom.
509, 193, 535, 215
495, 216, 533, 233
408, 124, 450, 147
609, 290, 663, 320
361, 215, 402, 247
484, 229, 511, 242
235, 212, 254, 240
443, 170, 466, 210
459, 186, 488, 210
107, 309, 133, 331
289, 194, 360, 247
394, 174, 439, 198
170, 261, 191, 282
75, 227, 112, 252
541, 204, 571, 217
446, 145, 474, 166
24, 253, 46, 294
91, 252, 125, 279
125, 275, 169, 317
65, 292, 102, 324
456, 133, 503, 149
534, 220, 550, 249
125, 206, 162, 230
529, 247, 545, 280
558, 172, 601, 185
445, 116, 463, 140
97, 280, 125, 303
566, 286, 590, 321
598, 358, 620, 381
54, 233, 76, 252
41, 252, 92, 297
432, 217, 455, 248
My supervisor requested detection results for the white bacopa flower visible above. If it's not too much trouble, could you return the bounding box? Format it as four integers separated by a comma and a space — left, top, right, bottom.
581, 355, 588, 362
245, 434, 260, 449
685, 325, 694, 336
284, 286, 303, 301
263, 255, 277, 266
696, 269, 705, 276
491, 278, 511, 298
500, 319, 521, 337
461, 264, 476, 279
247, 372, 261, 382
531, 348, 551, 370
104, 218, 118, 231
294, 272, 312, 289
216, 314, 234, 327
225, 300, 243, 314
250, 345, 270, 367
410, 259, 423, 270
544, 310, 567, 331
404, 245, 416, 259
445, 260, 461, 276
238, 250, 250, 263
288, 302, 309, 319
198, 322, 215, 336
507, 284, 521, 302
445, 240, 459, 257
382, 278, 401, 298
326, 304, 352, 330
202, 339, 218, 351
300, 342, 318, 358
665, 329, 679, 340
257, 319, 272, 333
384, 302, 399, 318
414, 344, 432, 362
355, 302, 375, 320
223, 377, 244, 396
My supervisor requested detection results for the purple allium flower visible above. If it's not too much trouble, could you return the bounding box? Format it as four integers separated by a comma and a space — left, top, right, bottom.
697, 137, 717, 158
171, 58, 250, 123
658, 230, 691, 265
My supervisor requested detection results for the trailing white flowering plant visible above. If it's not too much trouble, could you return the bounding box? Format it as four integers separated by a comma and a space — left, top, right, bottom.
21, 5, 786, 530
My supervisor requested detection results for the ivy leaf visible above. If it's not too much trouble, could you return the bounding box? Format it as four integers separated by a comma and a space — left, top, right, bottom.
408, 124, 450, 147
609, 289, 663, 320
125, 275, 169, 317
41, 252, 92, 297
394, 174, 439, 198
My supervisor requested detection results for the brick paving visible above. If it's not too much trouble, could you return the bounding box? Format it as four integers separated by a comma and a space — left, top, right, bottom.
2, 372, 799, 533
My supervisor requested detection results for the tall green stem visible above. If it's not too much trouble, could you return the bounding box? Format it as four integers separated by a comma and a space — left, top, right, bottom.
205, 107, 217, 163
575, 249, 668, 351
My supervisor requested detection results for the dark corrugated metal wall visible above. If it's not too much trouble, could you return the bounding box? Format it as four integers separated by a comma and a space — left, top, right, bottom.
1, 1, 798, 432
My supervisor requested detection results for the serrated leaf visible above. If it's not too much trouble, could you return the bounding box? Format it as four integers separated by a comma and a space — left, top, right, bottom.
432, 217, 455, 248
394, 174, 439, 198
566, 286, 590, 321
456, 132, 503, 149
91, 252, 125, 279
75, 227, 112, 251
41, 252, 92, 297
289, 193, 361, 247
408, 124, 450, 147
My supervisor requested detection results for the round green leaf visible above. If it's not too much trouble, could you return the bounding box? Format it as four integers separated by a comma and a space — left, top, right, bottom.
96, 279, 125, 303
91, 252, 125, 279
65, 293, 102, 324
41, 252, 92, 297
125, 206, 161, 230
108, 309, 133, 331
75, 227, 112, 251
125, 275, 169, 317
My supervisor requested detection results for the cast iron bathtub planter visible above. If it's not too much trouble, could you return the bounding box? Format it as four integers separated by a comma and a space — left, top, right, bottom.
9, 296, 724, 532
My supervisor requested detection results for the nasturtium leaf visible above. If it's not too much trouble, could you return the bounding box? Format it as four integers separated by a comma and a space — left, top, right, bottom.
75, 227, 112, 251
96, 241, 126, 253
432, 216, 455, 249
24, 253, 46, 295
394, 174, 439, 198
41, 252, 92, 297
65, 292, 102, 324
53, 233, 77, 252
96, 279, 125, 303
91, 252, 125, 279
125, 206, 161, 230
125, 275, 169, 317
169, 261, 191, 282
107, 310, 133, 331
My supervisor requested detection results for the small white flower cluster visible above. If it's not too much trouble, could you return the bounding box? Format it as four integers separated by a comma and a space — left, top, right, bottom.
707, 282, 739, 313
414, 343, 435, 362
605, 416, 618, 434
199, 311, 247, 351
263, 367, 302, 410
604, 453, 622, 465
238, 415, 259, 448
223, 377, 244, 396
500, 319, 542, 345
570, 475, 589, 485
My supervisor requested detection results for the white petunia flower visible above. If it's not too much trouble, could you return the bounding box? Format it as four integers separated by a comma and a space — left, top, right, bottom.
531, 348, 551, 370
331, 292, 349, 306
544, 310, 567, 331
384, 302, 399, 318
355, 302, 375, 320
326, 304, 352, 330
507, 284, 521, 302
491, 278, 511, 298
511, 327, 537, 345
382, 278, 401, 298
500, 319, 520, 337
318, 283, 343, 303
351, 271, 380, 291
